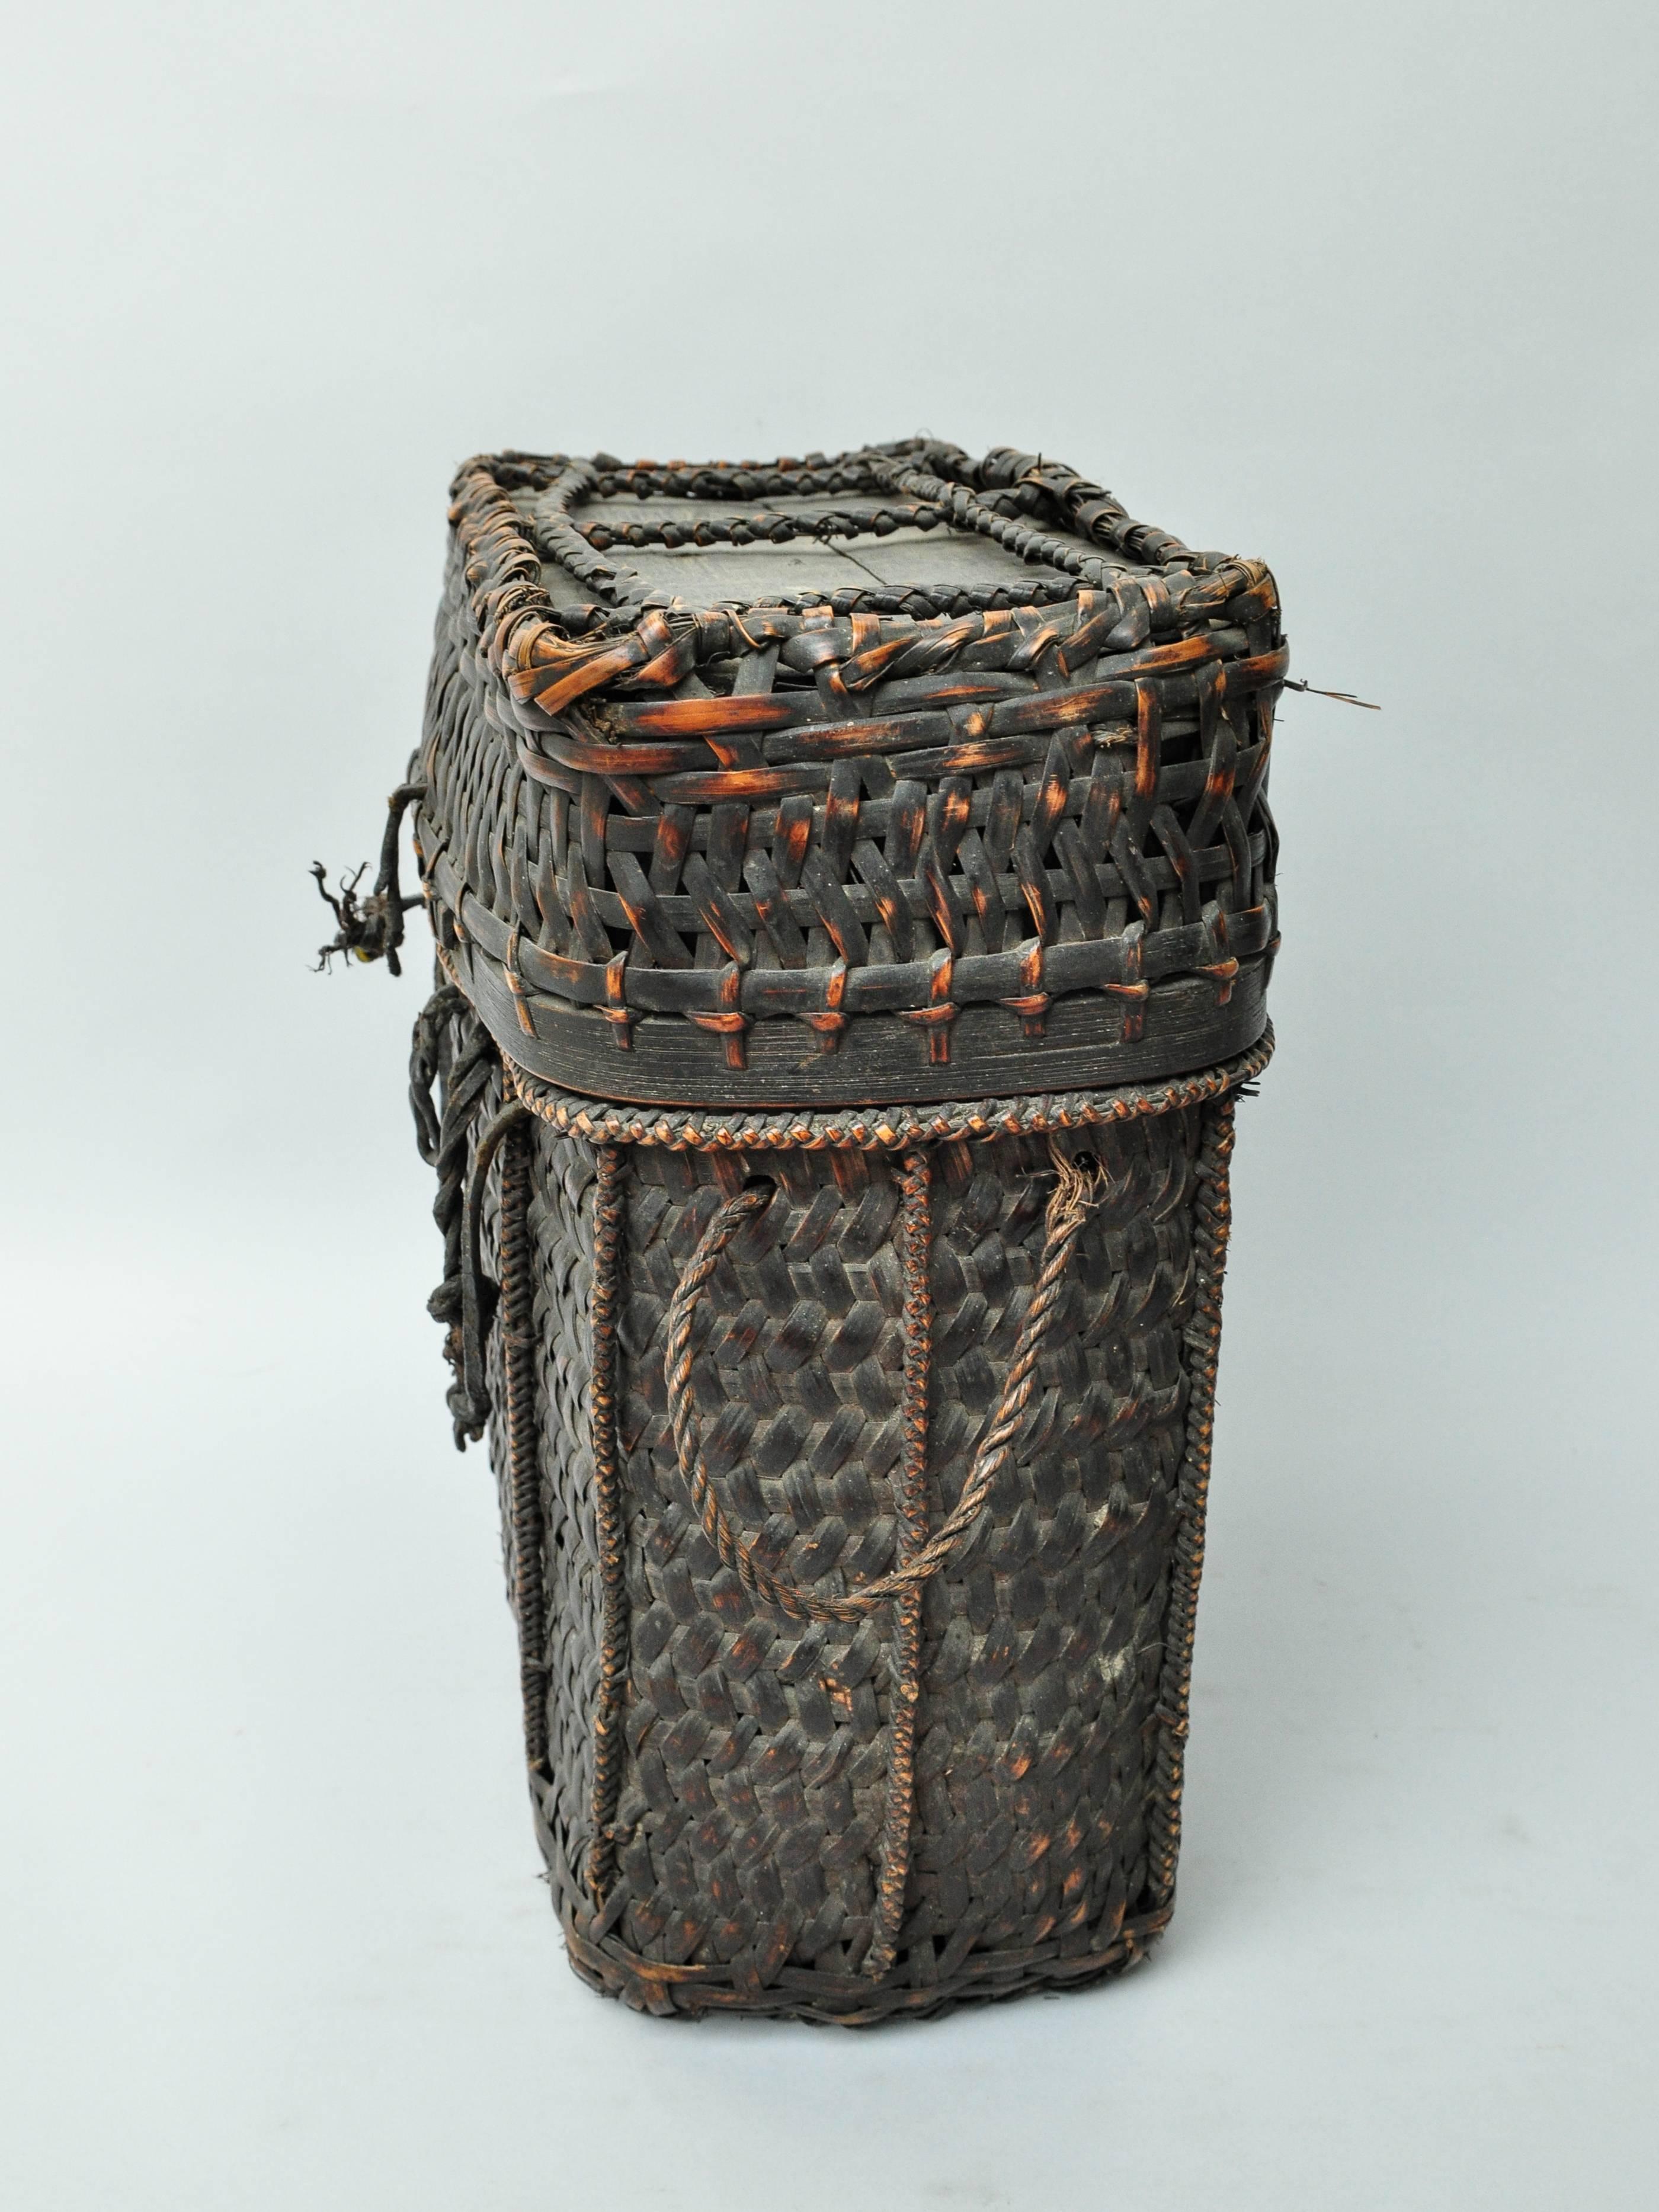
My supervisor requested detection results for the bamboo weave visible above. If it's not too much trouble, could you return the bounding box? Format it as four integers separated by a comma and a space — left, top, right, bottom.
356, 437, 1285, 2024
402, 440, 1282, 1108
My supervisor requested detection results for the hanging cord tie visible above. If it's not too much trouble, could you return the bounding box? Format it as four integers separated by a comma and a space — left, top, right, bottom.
311, 779, 427, 974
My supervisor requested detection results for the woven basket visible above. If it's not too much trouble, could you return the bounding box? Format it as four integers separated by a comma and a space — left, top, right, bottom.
329, 438, 1282, 2023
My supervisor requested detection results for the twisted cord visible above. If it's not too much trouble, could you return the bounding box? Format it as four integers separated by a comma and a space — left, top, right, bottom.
408, 982, 465, 1163
663, 1141, 1101, 1626
458, 1102, 531, 1430
585, 1146, 630, 1903
1145, 1095, 1238, 1907
497, 1117, 549, 1778
864, 1149, 931, 1980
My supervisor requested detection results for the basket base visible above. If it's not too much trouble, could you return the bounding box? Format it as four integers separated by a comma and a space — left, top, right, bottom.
446, 1027, 1265, 2029
559, 1902, 1172, 2027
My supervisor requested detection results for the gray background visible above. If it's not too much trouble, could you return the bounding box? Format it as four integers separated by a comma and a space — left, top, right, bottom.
3, 5, 1654, 2206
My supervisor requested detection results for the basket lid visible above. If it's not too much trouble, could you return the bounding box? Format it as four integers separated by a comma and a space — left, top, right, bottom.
511, 439, 1208, 631
414, 440, 1285, 1109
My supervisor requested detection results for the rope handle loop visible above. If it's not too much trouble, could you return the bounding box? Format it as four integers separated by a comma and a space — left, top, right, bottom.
664, 1143, 1102, 1625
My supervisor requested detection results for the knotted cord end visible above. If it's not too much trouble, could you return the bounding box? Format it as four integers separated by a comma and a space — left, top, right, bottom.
312, 779, 428, 975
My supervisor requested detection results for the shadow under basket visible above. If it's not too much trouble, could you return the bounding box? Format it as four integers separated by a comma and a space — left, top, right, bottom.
360, 438, 1283, 2024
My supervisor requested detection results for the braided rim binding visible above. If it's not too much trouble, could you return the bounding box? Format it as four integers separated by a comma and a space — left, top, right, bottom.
662, 1143, 1102, 1629
497, 1022, 1273, 1151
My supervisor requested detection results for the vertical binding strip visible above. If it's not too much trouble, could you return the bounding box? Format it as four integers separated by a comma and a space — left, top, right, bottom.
586, 1145, 629, 1903
497, 1111, 550, 1779
865, 1148, 932, 1981
1145, 1093, 1237, 1907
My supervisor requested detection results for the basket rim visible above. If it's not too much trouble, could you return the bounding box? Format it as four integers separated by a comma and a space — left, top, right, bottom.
507, 436, 1208, 620
497, 1022, 1274, 1150
450, 440, 1279, 741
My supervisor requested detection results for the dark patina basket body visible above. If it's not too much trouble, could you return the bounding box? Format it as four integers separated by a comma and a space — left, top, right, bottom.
351, 438, 1282, 2023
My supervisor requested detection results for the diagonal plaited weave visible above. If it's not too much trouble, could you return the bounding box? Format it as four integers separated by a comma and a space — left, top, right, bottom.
342, 439, 1282, 2024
